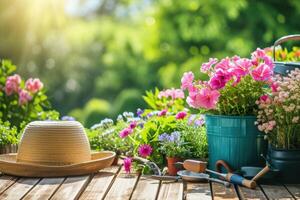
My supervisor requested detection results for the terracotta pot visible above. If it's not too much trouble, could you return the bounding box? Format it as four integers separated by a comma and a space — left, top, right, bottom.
167, 157, 182, 176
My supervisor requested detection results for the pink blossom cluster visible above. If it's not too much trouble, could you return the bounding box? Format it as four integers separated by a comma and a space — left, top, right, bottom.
158, 88, 185, 99
256, 68, 300, 137
4, 74, 44, 105
119, 121, 137, 138
181, 48, 274, 110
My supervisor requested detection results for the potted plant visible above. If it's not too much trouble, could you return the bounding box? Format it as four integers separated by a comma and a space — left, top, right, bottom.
181, 49, 273, 171
158, 131, 189, 175
256, 68, 300, 183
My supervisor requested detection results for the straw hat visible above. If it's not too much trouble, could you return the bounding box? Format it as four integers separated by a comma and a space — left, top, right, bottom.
0, 121, 115, 177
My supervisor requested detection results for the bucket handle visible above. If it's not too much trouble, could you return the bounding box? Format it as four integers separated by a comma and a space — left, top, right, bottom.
273, 34, 300, 61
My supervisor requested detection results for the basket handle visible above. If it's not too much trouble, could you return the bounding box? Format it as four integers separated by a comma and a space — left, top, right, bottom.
273, 34, 300, 61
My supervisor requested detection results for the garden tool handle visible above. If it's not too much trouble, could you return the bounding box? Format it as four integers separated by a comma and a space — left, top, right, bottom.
226, 173, 257, 189
251, 165, 270, 182
206, 169, 256, 189
207, 177, 231, 188
273, 34, 300, 61
215, 160, 234, 173
182, 160, 207, 173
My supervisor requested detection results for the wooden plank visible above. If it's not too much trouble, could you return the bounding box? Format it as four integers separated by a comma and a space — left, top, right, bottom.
238, 185, 267, 200
260, 184, 295, 200
51, 175, 91, 200
0, 176, 18, 194
186, 182, 212, 200
23, 177, 65, 200
104, 167, 139, 200
157, 181, 183, 200
79, 166, 120, 200
130, 176, 160, 200
0, 178, 40, 200
211, 182, 238, 200
285, 184, 300, 199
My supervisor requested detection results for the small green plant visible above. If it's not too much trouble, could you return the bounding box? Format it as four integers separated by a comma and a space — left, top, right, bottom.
0, 121, 19, 146
158, 131, 189, 158
143, 88, 185, 113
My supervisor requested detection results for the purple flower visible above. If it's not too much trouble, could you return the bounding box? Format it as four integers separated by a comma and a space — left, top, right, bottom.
138, 144, 153, 158
136, 108, 144, 117
176, 111, 187, 120
194, 119, 205, 126
188, 114, 197, 125
129, 121, 137, 129
138, 122, 144, 128
169, 131, 181, 142
158, 133, 170, 142
123, 157, 132, 174
119, 128, 133, 138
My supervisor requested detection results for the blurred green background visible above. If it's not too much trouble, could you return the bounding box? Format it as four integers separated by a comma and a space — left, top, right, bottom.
0, 0, 300, 127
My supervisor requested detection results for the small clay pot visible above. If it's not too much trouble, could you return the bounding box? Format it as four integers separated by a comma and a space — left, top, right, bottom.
167, 157, 182, 176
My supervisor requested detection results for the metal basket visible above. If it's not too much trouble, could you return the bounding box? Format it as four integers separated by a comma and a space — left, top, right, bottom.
273, 34, 300, 76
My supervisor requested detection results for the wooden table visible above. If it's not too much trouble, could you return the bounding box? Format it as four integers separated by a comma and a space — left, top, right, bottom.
0, 164, 299, 200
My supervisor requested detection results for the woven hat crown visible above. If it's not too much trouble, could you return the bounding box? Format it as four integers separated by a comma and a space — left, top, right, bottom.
16, 121, 91, 166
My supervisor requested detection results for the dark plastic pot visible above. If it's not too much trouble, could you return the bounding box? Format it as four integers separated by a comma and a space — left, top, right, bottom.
268, 146, 300, 183
273, 35, 300, 76
205, 115, 267, 171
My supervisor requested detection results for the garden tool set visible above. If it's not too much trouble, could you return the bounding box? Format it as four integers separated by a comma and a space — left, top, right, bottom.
176, 160, 257, 189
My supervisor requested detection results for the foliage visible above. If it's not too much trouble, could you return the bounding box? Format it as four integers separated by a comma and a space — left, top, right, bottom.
143, 88, 185, 113
1, 0, 299, 117
88, 104, 208, 172
256, 69, 300, 149
87, 116, 131, 154
0, 59, 59, 129
0, 121, 19, 146
158, 131, 189, 158
181, 49, 273, 115
265, 46, 300, 62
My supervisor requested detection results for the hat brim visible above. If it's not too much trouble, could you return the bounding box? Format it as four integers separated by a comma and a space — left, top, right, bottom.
0, 151, 116, 177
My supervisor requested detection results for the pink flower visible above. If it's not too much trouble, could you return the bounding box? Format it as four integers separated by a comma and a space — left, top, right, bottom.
260, 95, 269, 102
251, 48, 274, 69
129, 121, 137, 129
5, 74, 21, 96
18, 89, 32, 105
119, 127, 133, 138
181, 72, 194, 90
123, 157, 132, 174
25, 78, 43, 94
215, 57, 232, 71
158, 90, 167, 99
209, 69, 231, 90
271, 82, 278, 92
158, 109, 167, 116
201, 58, 218, 72
158, 88, 185, 99
251, 63, 273, 81
187, 88, 220, 110
176, 111, 187, 120
138, 144, 153, 158
231, 58, 252, 77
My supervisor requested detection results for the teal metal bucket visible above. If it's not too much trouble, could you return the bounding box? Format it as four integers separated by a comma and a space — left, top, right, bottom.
205, 115, 267, 171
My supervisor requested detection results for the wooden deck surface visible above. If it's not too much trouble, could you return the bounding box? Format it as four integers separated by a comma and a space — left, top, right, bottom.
0, 164, 299, 200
